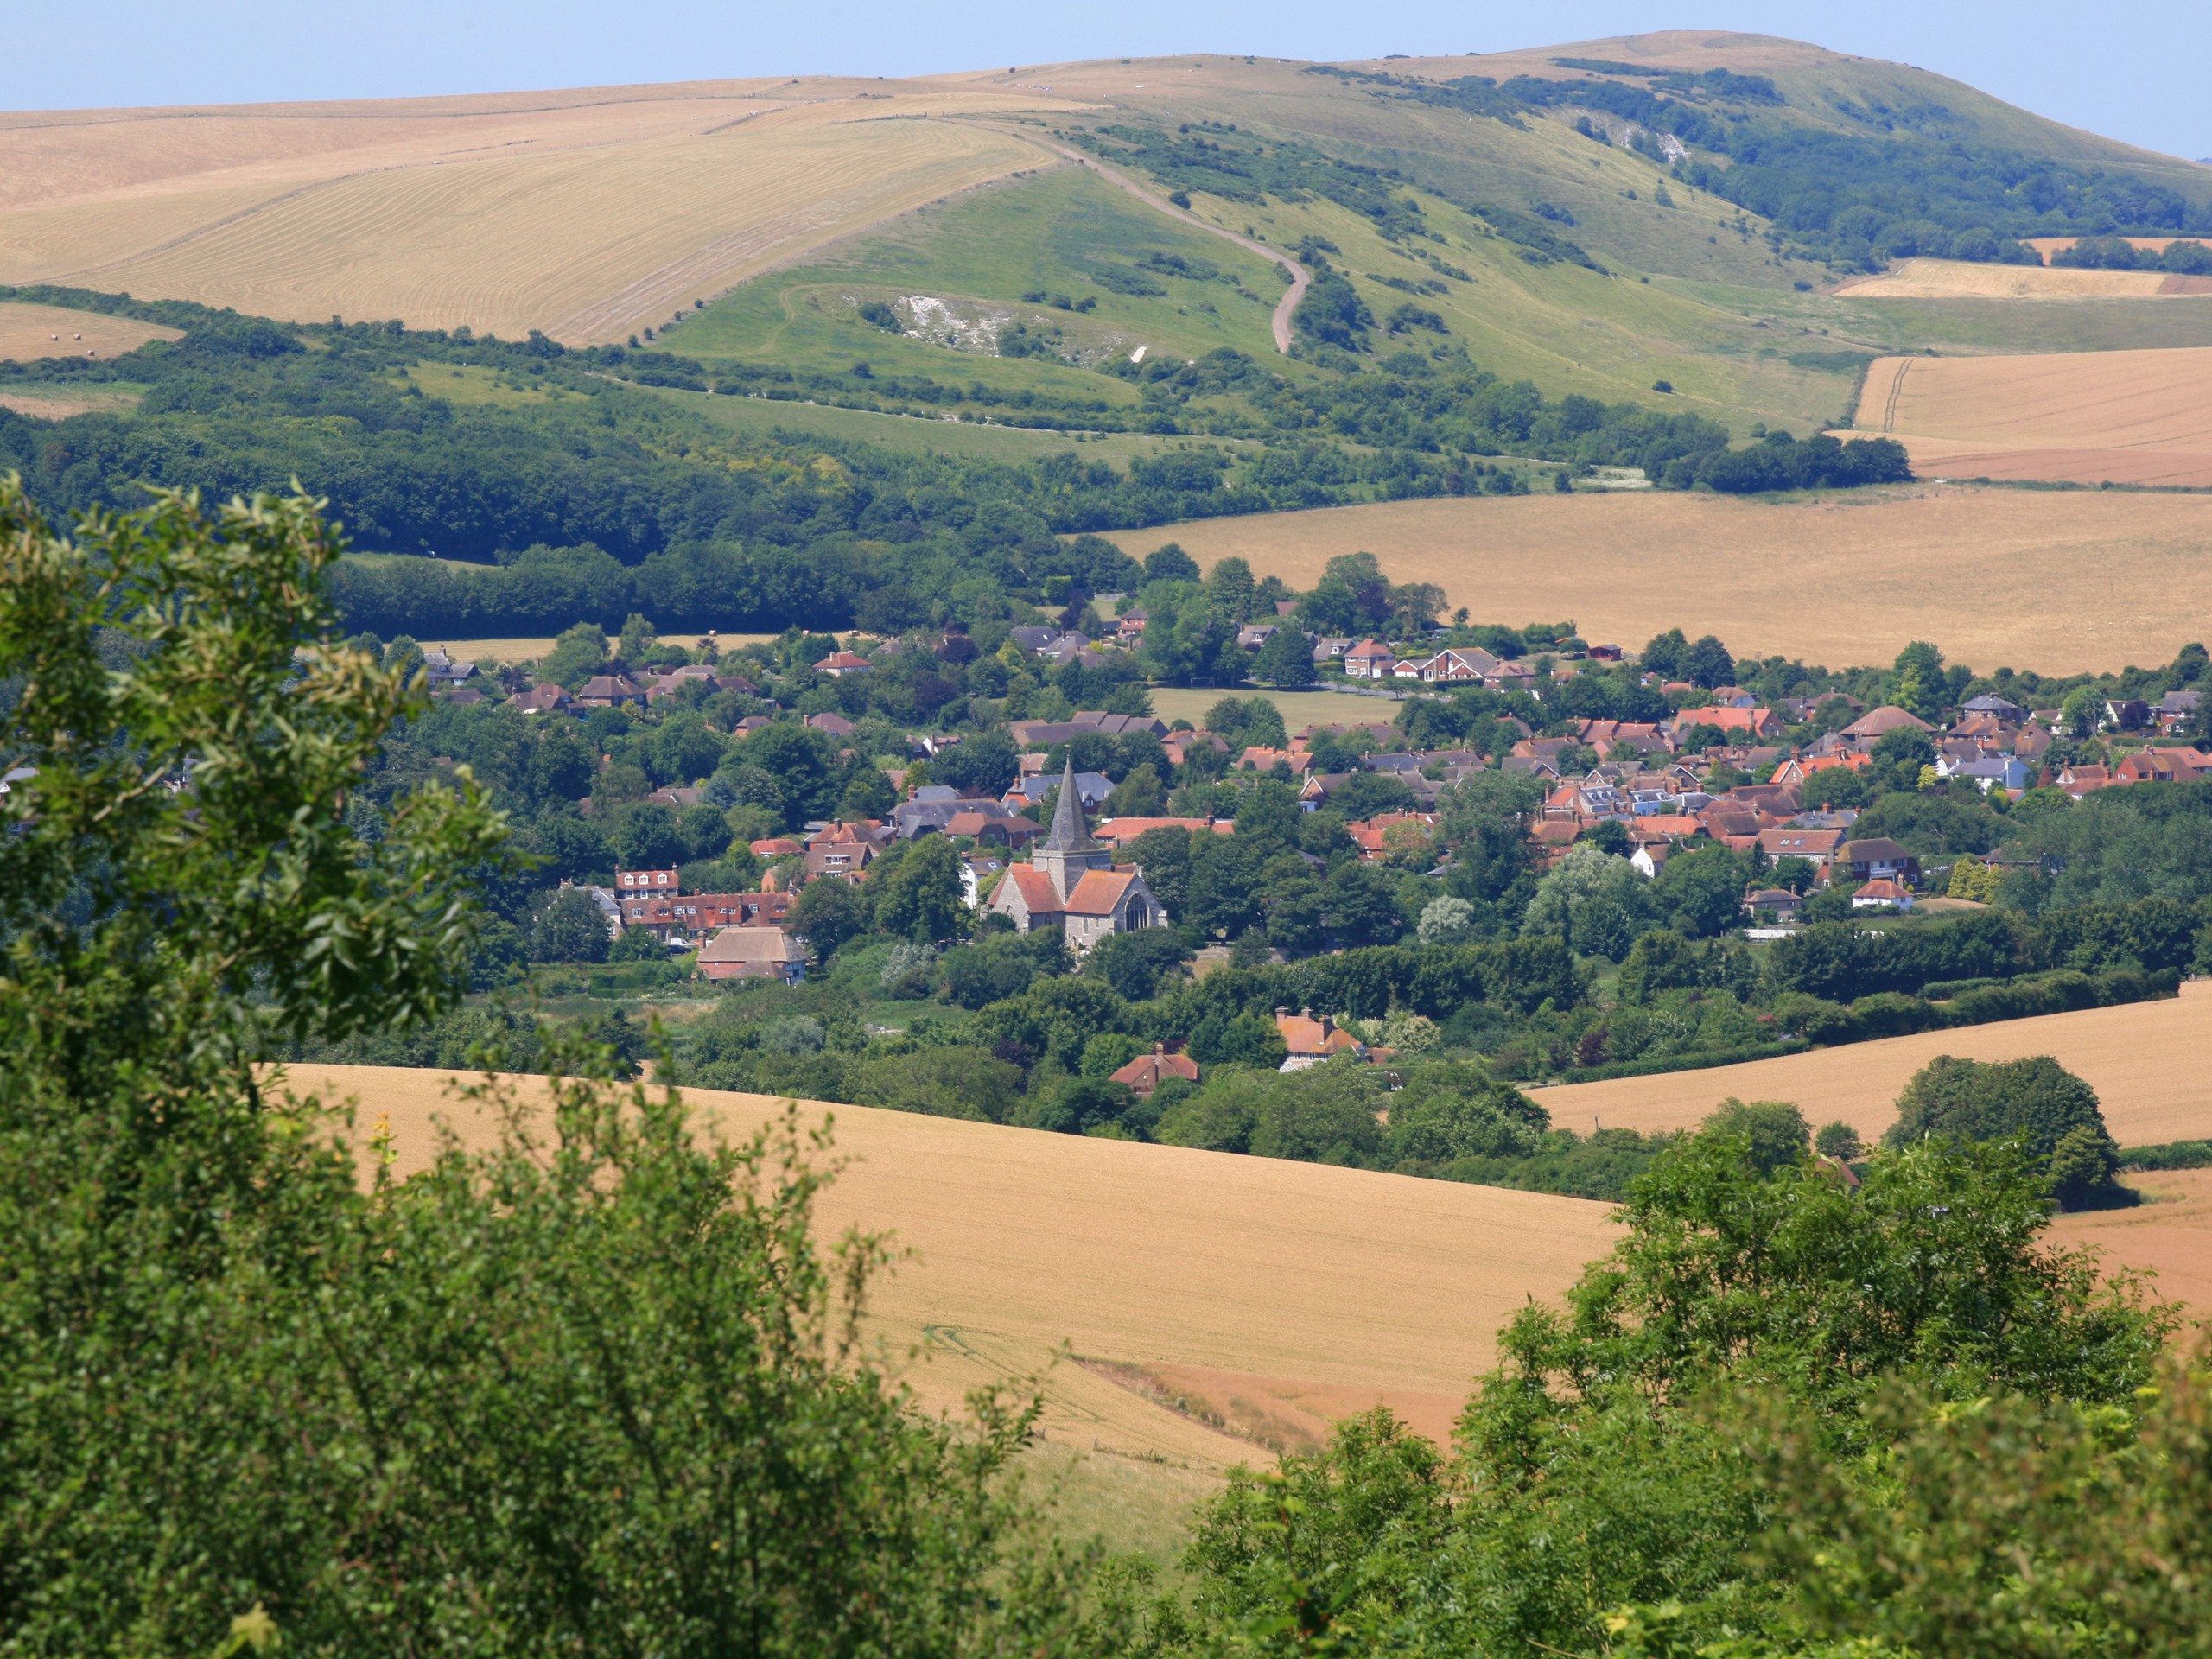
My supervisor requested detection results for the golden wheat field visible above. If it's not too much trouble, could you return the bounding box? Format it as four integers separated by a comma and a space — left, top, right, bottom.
2025, 236, 2212, 261
2054, 1167, 2212, 1318
0, 298, 178, 363
0, 80, 1084, 342
1835, 256, 2212, 300
280, 1064, 1615, 1465
1538, 980, 2212, 1148
414, 632, 773, 663
1152, 486, 2212, 672
1852, 348, 2212, 487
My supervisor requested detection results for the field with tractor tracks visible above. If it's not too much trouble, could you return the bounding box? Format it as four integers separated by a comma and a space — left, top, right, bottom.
0, 81, 1082, 342
1851, 347, 2212, 487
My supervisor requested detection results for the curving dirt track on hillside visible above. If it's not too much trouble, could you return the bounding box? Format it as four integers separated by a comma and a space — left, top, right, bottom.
956, 122, 1309, 353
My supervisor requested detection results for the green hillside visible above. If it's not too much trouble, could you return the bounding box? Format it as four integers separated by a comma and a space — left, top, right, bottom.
647, 34, 2212, 445
659, 166, 1290, 398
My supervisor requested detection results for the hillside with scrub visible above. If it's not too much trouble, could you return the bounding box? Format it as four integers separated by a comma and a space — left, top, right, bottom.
9, 33, 2212, 448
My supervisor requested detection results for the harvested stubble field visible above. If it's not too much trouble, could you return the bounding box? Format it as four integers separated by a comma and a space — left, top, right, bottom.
2025, 236, 2212, 261
1152, 486, 2212, 673
1836, 257, 2212, 301
0, 80, 1084, 343
0, 298, 176, 362
1537, 980, 2212, 1150
1147, 685, 1406, 730
1852, 347, 2212, 487
2055, 1167, 2212, 1320
283, 1064, 1614, 1469
404, 632, 767, 663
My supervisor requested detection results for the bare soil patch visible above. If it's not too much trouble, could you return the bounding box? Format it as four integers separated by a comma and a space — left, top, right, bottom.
1151, 486, 2212, 673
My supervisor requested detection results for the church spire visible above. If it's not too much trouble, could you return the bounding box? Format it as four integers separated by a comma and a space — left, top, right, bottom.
1041, 753, 1094, 853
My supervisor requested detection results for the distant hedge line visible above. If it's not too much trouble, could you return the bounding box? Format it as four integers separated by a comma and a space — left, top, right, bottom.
1780, 965, 2180, 1047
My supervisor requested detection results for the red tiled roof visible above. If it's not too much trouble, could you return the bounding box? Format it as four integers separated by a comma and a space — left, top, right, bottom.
1110, 1046, 1200, 1095
1275, 1010, 1361, 1058
1001, 865, 1065, 914
1091, 817, 1230, 845
1064, 869, 1139, 917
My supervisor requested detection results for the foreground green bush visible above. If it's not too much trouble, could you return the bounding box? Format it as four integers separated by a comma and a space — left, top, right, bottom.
0, 479, 1100, 1654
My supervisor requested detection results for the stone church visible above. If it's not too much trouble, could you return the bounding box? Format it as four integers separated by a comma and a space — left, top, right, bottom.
987, 757, 1163, 953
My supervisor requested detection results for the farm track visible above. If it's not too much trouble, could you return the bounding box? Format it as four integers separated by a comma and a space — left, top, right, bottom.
949, 121, 1309, 353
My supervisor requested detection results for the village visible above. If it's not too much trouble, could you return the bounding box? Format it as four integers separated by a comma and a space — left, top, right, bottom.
429, 605, 2209, 1022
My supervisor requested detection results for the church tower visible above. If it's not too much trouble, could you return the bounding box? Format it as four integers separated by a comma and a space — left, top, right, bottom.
1033, 754, 1111, 902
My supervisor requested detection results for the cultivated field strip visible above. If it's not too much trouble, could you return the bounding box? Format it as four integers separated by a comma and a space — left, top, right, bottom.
283, 1064, 1615, 1465
1851, 346, 2212, 486
0, 186, 281, 284
1537, 981, 2212, 1148
1838, 256, 2212, 301
1154, 486, 2212, 674
0, 299, 178, 363
2054, 1167, 2212, 1314
0, 79, 1089, 341
76, 116, 1042, 342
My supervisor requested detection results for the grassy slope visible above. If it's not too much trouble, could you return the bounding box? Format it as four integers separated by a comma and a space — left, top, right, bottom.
34, 40, 2192, 450
652, 44, 2212, 438
1376, 32, 2212, 182
659, 165, 1288, 394
1125, 61, 1796, 291
638, 380, 1267, 468
1179, 181, 1861, 431
663, 137, 1875, 433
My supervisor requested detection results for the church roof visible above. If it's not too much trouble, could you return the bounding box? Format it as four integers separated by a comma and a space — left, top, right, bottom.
1065, 869, 1140, 916
1039, 753, 1099, 855
999, 865, 1065, 916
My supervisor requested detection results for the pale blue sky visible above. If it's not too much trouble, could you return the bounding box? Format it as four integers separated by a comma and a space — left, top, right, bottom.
8, 2, 2206, 162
